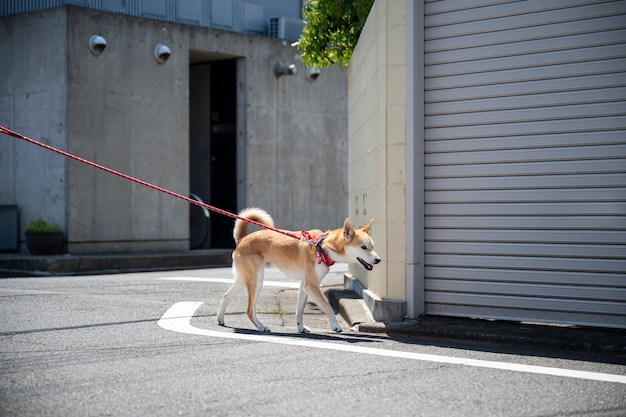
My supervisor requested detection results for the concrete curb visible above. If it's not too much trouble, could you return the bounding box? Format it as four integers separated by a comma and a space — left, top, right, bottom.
360, 319, 626, 357
0, 249, 232, 277
329, 288, 626, 357
326, 288, 374, 329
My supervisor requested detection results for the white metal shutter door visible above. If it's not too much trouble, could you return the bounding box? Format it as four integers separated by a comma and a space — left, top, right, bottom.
423, 0, 626, 328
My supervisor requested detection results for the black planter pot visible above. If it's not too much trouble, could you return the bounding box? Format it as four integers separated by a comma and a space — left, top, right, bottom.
24, 231, 64, 255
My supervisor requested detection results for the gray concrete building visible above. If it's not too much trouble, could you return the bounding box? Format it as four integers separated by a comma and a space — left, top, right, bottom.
0, 1, 348, 254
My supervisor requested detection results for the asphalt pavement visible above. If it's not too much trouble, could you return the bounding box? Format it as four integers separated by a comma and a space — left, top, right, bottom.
1, 265, 625, 416
2, 250, 625, 359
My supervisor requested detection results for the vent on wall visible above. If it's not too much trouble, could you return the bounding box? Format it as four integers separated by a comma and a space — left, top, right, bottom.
269, 17, 305, 42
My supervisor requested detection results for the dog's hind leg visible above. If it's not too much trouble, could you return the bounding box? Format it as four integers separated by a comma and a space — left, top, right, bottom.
247, 269, 270, 332
296, 284, 311, 333
217, 268, 246, 326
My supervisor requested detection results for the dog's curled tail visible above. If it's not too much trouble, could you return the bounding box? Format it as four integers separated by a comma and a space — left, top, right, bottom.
233, 207, 275, 245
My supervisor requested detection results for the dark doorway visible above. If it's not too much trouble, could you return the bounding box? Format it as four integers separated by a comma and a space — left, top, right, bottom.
189, 59, 237, 249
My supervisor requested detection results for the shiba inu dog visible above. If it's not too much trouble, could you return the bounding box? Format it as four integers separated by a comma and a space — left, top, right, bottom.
217, 207, 381, 333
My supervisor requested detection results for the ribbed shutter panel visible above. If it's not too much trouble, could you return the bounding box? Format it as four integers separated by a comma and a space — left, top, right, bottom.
423, 0, 626, 328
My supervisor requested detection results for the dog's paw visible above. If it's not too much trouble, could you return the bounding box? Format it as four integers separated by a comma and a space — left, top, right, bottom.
298, 325, 311, 334
257, 325, 271, 333
331, 323, 343, 333
217, 318, 225, 326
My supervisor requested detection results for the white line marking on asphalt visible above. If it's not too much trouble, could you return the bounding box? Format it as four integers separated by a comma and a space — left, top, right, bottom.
158, 302, 626, 385
159, 277, 301, 289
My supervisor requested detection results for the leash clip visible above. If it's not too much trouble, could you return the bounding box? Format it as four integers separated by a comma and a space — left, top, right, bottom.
301, 230, 319, 254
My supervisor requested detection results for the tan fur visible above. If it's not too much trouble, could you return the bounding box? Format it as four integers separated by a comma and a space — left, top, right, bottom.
217, 207, 381, 333
233, 207, 276, 245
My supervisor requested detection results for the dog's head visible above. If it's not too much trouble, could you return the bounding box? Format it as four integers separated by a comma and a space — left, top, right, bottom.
340, 218, 381, 271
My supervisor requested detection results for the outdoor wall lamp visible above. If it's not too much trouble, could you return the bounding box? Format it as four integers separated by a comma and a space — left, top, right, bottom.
305, 66, 320, 82
154, 44, 171, 64
88, 34, 107, 55
292, 48, 320, 82
274, 62, 298, 77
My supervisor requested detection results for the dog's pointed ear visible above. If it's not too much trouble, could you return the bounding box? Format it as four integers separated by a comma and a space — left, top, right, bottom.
343, 218, 355, 241
361, 219, 374, 234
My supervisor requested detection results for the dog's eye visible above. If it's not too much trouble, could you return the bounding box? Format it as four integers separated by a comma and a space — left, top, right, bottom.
361, 245, 367, 250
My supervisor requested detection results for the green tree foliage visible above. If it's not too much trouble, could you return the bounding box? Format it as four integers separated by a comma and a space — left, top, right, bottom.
298, 0, 375, 68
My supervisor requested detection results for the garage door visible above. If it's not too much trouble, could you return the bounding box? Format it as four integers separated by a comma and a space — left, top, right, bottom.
423, 0, 626, 328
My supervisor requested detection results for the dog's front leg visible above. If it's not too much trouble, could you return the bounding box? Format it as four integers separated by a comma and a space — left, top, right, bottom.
302, 277, 343, 333
296, 284, 311, 333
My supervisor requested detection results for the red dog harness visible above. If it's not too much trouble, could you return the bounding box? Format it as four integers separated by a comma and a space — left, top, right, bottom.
301, 230, 335, 267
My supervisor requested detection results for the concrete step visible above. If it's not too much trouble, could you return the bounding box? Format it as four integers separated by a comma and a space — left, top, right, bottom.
0, 249, 232, 277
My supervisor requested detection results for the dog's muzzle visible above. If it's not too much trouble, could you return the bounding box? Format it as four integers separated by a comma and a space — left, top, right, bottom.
358, 256, 381, 271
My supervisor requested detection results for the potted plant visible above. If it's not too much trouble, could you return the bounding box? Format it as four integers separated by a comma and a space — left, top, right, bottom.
24, 218, 64, 255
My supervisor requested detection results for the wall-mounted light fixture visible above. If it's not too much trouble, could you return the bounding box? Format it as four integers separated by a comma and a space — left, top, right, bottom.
154, 44, 171, 64
88, 34, 107, 55
274, 62, 298, 77
293, 48, 321, 82
305, 66, 320, 82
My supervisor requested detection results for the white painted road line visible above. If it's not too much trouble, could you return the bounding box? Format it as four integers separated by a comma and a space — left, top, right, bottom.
158, 302, 626, 385
159, 277, 301, 289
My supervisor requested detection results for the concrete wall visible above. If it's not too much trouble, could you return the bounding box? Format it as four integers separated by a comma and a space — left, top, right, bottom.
0, 8, 68, 239
348, 0, 406, 301
187, 14, 349, 233
0, 6, 348, 254
236, 47, 349, 233
66, 8, 190, 253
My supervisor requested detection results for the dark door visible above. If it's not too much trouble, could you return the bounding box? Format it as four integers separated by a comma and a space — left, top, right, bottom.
189, 60, 237, 249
